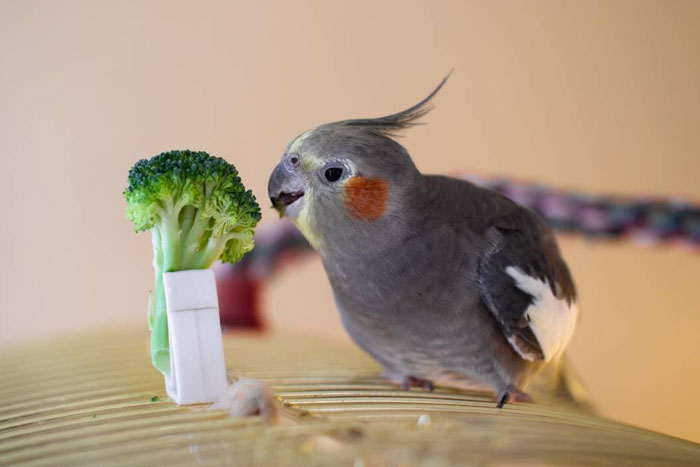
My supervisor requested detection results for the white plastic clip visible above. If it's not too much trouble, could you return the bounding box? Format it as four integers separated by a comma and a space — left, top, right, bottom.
163, 268, 228, 405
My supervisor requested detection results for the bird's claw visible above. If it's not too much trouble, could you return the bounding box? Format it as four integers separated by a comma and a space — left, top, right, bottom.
496, 385, 532, 408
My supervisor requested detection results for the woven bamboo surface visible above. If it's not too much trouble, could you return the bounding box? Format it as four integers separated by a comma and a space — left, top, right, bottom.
1, 330, 699, 466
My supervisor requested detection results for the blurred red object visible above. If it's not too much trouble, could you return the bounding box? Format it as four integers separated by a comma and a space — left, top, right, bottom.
214, 220, 313, 331
215, 263, 264, 330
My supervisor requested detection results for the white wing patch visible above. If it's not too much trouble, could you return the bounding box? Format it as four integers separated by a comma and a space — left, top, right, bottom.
505, 266, 578, 362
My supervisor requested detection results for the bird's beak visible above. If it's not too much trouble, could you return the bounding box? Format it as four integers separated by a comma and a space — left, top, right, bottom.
268, 162, 305, 218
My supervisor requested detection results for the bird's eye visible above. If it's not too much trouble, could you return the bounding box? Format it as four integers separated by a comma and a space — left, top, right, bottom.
324, 167, 343, 182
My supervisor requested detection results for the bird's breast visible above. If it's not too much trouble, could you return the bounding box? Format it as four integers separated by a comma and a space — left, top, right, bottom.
322, 226, 482, 326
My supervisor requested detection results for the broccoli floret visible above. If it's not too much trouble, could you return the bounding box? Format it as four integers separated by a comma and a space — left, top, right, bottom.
124, 150, 261, 376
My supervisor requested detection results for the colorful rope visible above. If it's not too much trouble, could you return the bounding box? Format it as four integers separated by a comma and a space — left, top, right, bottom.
216, 175, 700, 328
460, 174, 700, 249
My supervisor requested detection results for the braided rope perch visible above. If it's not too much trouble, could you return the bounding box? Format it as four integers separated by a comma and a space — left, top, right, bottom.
216, 174, 700, 327
462, 173, 700, 249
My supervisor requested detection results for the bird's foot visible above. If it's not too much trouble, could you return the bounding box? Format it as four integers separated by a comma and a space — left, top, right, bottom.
400, 375, 434, 392
380, 369, 434, 392
496, 385, 532, 408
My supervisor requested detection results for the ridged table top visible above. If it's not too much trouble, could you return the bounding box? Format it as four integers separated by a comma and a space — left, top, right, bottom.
1, 331, 698, 466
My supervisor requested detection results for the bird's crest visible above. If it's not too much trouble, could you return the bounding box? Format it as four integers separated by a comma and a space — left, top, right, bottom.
339, 71, 452, 138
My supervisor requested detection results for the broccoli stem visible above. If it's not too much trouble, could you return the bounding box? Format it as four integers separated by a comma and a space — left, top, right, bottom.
150, 224, 170, 376
149, 225, 163, 330
189, 236, 225, 269
149, 201, 252, 376
179, 205, 197, 239
190, 232, 247, 269
182, 208, 208, 260
151, 205, 208, 376
160, 208, 181, 272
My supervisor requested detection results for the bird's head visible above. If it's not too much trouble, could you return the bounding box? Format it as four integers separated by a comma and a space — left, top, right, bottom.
268, 74, 449, 253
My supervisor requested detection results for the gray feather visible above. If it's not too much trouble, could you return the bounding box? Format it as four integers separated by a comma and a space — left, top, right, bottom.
337, 71, 452, 138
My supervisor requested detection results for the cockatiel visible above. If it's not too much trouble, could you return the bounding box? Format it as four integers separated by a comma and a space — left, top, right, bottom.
268, 76, 578, 406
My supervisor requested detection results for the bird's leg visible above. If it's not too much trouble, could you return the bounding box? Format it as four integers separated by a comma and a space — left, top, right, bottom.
496, 385, 533, 408
380, 368, 434, 392
400, 375, 435, 392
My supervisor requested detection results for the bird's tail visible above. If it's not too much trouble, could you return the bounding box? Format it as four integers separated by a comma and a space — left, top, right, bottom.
532, 355, 594, 411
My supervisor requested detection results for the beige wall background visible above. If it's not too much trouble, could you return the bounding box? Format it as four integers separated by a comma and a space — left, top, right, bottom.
1, 0, 699, 442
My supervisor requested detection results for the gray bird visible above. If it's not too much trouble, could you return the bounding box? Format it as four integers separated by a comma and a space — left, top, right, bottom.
268, 76, 578, 406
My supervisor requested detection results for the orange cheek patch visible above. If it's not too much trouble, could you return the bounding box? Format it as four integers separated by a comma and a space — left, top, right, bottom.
344, 177, 389, 221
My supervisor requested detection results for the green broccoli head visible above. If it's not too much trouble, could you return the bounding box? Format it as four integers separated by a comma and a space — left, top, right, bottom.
124, 150, 261, 375
125, 150, 261, 268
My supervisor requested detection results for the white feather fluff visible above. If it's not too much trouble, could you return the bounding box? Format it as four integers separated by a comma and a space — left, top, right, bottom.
505, 266, 578, 362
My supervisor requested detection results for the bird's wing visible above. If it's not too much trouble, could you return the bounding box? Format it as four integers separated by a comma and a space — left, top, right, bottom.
476, 207, 578, 363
